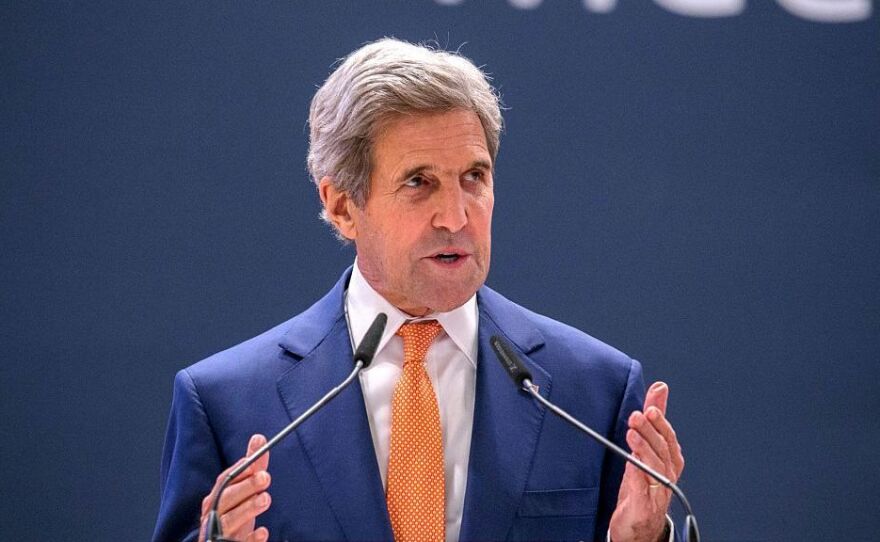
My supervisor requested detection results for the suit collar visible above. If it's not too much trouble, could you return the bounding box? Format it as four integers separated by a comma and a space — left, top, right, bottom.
277, 265, 546, 358
476, 284, 545, 356
277, 267, 352, 358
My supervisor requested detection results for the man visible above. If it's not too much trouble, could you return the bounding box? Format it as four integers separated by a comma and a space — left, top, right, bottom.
153, 38, 685, 542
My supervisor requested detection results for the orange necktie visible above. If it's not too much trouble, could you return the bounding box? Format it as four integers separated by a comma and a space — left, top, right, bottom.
386, 320, 446, 542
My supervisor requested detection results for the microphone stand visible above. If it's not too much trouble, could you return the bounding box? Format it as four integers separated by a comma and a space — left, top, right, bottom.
490, 335, 699, 542
521, 379, 700, 542
205, 361, 365, 542
205, 312, 387, 542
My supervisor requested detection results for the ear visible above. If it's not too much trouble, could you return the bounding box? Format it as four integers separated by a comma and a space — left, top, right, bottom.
319, 176, 358, 241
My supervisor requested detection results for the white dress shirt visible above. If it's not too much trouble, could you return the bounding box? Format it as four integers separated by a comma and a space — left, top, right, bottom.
345, 263, 674, 542
345, 263, 477, 542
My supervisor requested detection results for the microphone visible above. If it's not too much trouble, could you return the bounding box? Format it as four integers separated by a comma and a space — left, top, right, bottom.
354, 311, 386, 368
205, 312, 388, 542
490, 335, 700, 542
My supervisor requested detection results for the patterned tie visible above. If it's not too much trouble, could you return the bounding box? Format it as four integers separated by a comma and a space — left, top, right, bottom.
386, 320, 446, 542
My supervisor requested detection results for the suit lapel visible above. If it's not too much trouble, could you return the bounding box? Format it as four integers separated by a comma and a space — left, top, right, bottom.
273, 274, 553, 541
459, 287, 553, 541
276, 268, 393, 541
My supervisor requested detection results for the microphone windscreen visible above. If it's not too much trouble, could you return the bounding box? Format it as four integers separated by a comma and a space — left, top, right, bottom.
354, 313, 388, 368
490, 335, 533, 387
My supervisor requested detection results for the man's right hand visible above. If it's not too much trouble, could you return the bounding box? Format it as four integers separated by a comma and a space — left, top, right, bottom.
199, 434, 272, 542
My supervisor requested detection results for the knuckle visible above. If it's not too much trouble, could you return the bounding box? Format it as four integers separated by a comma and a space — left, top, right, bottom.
252, 491, 270, 510
220, 512, 233, 533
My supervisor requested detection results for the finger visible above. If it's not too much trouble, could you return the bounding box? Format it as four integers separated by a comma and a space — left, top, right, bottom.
230, 434, 270, 483
628, 411, 672, 470
626, 430, 675, 501
216, 470, 272, 516
211, 434, 269, 489
629, 416, 673, 475
219, 491, 272, 536
202, 457, 252, 516
645, 407, 685, 477
247, 434, 270, 473
626, 429, 668, 481
643, 381, 669, 416
200, 434, 270, 516
245, 527, 270, 542
224, 434, 271, 489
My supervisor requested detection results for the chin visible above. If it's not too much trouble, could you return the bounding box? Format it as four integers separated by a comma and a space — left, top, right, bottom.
424, 288, 479, 313
410, 267, 487, 313
429, 300, 467, 313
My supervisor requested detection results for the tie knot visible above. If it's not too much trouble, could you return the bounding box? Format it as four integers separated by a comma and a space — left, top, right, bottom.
396, 320, 444, 365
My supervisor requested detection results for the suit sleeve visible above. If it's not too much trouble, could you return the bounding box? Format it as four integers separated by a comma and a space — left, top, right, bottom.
152, 369, 224, 542
593, 357, 646, 540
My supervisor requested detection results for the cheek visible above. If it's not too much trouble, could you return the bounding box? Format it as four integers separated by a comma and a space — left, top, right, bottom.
382, 228, 418, 261
478, 189, 494, 215
473, 199, 494, 236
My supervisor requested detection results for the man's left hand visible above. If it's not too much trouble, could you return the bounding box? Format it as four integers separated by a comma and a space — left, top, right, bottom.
609, 381, 685, 542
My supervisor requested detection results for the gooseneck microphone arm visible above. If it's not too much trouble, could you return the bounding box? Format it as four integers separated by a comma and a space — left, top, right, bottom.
205, 313, 388, 542
490, 335, 700, 542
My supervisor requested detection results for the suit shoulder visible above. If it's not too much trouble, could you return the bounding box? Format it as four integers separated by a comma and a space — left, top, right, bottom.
532, 310, 633, 368
182, 268, 350, 383
182, 317, 298, 388
480, 286, 638, 378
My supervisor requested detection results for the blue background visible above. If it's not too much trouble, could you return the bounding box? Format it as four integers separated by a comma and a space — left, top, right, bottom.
2, 1, 878, 540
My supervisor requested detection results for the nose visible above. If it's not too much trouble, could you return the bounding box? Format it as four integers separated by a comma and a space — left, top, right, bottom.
431, 182, 468, 233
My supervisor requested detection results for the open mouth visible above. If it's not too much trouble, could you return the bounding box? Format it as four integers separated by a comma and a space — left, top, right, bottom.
434, 253, 462, 263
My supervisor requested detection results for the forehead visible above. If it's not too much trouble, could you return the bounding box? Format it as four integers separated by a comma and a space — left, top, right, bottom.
371, 109, 491, 169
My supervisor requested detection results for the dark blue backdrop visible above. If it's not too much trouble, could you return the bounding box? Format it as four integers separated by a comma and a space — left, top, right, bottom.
2, 1, 878, 540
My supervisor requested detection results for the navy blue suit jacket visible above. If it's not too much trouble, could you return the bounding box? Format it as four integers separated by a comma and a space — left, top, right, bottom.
153, 268, 646, 541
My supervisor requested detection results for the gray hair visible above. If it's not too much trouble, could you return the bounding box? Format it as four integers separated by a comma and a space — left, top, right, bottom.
307, 38, 503, 230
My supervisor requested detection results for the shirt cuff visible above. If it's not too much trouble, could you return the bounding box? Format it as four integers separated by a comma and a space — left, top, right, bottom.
606, 514, 675, 542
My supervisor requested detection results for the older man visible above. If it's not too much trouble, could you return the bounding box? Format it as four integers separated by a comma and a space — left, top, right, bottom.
153, 38, 684, 542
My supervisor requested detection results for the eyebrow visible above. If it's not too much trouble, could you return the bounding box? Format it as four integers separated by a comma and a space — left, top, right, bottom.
398, 160, 493, 182
470, 159, 493, 172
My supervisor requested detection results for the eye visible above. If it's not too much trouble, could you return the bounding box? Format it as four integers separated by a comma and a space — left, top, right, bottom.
463, 170, 486, 184
404, 175, 427, 188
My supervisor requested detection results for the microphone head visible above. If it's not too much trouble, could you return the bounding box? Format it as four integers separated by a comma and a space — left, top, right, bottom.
353, 312, 388, 369
490, 335, 533, 388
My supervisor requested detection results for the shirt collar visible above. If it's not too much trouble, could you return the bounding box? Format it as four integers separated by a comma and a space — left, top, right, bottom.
345, 260, 478, 367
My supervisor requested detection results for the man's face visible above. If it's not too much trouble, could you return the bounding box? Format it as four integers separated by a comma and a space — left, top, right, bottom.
325, 109, 494, 316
